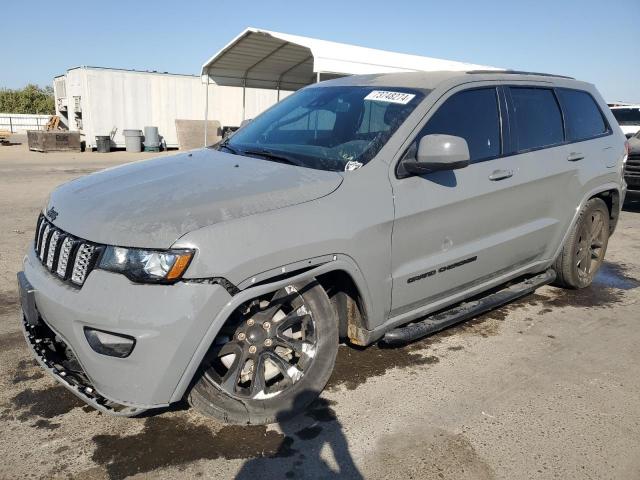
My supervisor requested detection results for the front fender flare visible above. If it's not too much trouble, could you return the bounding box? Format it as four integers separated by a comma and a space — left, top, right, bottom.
170, 254, 375, 403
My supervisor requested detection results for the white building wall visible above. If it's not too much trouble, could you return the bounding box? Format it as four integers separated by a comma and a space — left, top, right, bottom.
55, 67, 292, 149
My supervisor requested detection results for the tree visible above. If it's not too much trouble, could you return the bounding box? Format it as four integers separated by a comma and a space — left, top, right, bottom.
0, 84, 55, 114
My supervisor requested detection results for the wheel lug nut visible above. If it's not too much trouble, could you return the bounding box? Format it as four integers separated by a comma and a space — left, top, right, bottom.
247, 319, 255, 326
263, 322, 271, 330
249, 345, 257, 354
237, 332, 246, 341
264, 339, 273, 347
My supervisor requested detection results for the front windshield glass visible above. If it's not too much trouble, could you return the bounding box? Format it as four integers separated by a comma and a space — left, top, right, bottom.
222, 86, 426, 171
612, 107, 640, 125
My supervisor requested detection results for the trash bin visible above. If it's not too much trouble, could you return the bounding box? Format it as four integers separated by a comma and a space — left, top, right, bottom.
123, 129, 143, 153
95, 136, 111, 153
143, 126, 160, 152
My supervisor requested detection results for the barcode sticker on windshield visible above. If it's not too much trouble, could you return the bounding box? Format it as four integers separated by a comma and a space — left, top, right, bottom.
364, 90, 416, 104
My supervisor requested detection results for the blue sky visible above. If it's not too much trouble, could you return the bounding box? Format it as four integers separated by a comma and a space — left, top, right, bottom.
3, 0, 639, 101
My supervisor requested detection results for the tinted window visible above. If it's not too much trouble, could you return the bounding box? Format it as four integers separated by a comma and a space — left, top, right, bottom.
410, 88, 501, 162
510, 88, 564, 151
558, 89, 607, 141
611, 107, 640, 125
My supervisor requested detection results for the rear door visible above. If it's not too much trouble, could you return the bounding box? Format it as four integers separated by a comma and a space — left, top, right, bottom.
389, 82, 571, 314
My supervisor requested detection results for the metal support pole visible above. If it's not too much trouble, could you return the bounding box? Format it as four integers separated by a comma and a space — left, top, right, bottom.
9, 117, 13, 133
316, 72, 321, 83
204, 70, 210, 146
242, 79, 246, 121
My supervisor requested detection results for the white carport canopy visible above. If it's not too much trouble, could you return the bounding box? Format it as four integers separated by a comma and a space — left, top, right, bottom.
200, 27, 499, 143
201, 27, 497, 90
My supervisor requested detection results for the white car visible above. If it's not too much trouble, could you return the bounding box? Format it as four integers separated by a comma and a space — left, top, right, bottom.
610, 105, 640, 138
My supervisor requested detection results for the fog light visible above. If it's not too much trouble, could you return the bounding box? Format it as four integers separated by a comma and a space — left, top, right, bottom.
84, 327, 135, 358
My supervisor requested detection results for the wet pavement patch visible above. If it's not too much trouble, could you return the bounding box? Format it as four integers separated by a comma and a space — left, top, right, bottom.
91, 416, 296, 480
0, 291, 19, 316
12, 359, 45, 384
369, 427, 494, 479
0, 330, 25, 351
592, 262, 639, 290
327, 262, 638, 391
11, 385, 85, 420
328, 343, 440, 390
33, 419, 61, 430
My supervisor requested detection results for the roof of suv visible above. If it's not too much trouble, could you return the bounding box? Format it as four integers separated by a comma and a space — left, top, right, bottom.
315, 70, 589, 92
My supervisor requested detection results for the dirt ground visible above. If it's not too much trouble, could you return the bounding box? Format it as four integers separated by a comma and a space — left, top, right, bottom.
1, 135, 639, 480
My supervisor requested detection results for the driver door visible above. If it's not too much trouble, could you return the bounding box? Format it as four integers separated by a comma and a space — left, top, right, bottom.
389, 84, 559, 315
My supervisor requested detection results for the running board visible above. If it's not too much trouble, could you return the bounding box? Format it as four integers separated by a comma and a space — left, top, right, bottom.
382, 269, 556, 346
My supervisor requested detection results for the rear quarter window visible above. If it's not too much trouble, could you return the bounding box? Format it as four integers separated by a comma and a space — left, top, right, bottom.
557, 89, 608, 141
509, 87, 564, 152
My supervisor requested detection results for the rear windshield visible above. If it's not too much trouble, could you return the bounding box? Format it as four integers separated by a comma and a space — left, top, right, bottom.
221, 86, 426, 171
611, 107, 640, 125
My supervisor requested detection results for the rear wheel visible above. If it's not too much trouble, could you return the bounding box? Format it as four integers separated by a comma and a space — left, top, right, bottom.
188, 279, 338, 425
553, 197, 609, 289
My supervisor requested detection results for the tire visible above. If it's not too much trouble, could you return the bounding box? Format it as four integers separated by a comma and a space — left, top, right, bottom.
553, 197, 610, 289
188, 279, 339, 425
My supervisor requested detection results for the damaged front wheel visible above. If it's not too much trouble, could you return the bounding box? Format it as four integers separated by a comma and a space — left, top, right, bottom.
188, 279, 338, 424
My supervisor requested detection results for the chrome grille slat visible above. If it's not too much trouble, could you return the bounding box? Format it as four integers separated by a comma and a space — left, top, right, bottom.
34, 216, 100, 288
36, 218, 46, 253
34, 215, 44, 249
56, 236, 75, 278
71, 243, 96, 286
39, 225, 51, 260
46, 230, 61, 269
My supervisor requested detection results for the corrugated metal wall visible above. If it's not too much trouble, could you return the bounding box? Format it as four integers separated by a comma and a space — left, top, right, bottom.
55, 67, 292, 149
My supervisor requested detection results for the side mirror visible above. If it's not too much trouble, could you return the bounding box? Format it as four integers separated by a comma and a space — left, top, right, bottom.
403, 134, 470, 176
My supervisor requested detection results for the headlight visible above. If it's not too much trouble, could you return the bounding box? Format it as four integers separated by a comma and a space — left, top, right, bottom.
98, 246, 194, 283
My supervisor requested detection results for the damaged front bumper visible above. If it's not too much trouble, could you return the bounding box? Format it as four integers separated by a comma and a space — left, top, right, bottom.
18, 279, 146, 416
18, 246, 233, 413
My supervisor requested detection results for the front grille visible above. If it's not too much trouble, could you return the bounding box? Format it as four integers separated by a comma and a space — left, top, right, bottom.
625, 153, 640, 179
34, 214, 102, 287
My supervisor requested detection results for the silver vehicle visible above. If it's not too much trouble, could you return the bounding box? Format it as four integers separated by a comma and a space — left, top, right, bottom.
18, 70, 628, 424
610, 104, 640, 138
626, 130, 640, 191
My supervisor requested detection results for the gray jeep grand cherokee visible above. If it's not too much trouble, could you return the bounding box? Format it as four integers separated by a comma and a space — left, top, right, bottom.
18, 71, 628, 424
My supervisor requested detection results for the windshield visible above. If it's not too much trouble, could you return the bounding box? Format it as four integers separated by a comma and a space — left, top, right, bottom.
611, 107, 640, 125
221, 86, 426, 171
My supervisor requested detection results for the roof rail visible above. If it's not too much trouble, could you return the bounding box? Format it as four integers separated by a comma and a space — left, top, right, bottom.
467, 69, 574, 80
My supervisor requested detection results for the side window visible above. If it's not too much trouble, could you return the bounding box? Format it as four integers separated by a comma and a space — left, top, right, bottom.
409, 88, 501, 162
557, 89, 608, 141
509, 87, 564, 151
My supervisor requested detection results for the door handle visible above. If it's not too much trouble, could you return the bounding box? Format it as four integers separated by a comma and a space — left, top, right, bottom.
567, 152, 585, 162
488, 169, 513, 181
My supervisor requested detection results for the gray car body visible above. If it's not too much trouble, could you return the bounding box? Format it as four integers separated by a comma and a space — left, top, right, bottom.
22, 71, 627, 411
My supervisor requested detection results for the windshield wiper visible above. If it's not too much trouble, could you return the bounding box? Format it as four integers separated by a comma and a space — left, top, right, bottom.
218, 141, 239, 155
241, 148, 302, 167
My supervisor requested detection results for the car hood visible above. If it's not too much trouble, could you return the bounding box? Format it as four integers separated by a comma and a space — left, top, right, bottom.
46, 148, 343, 248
